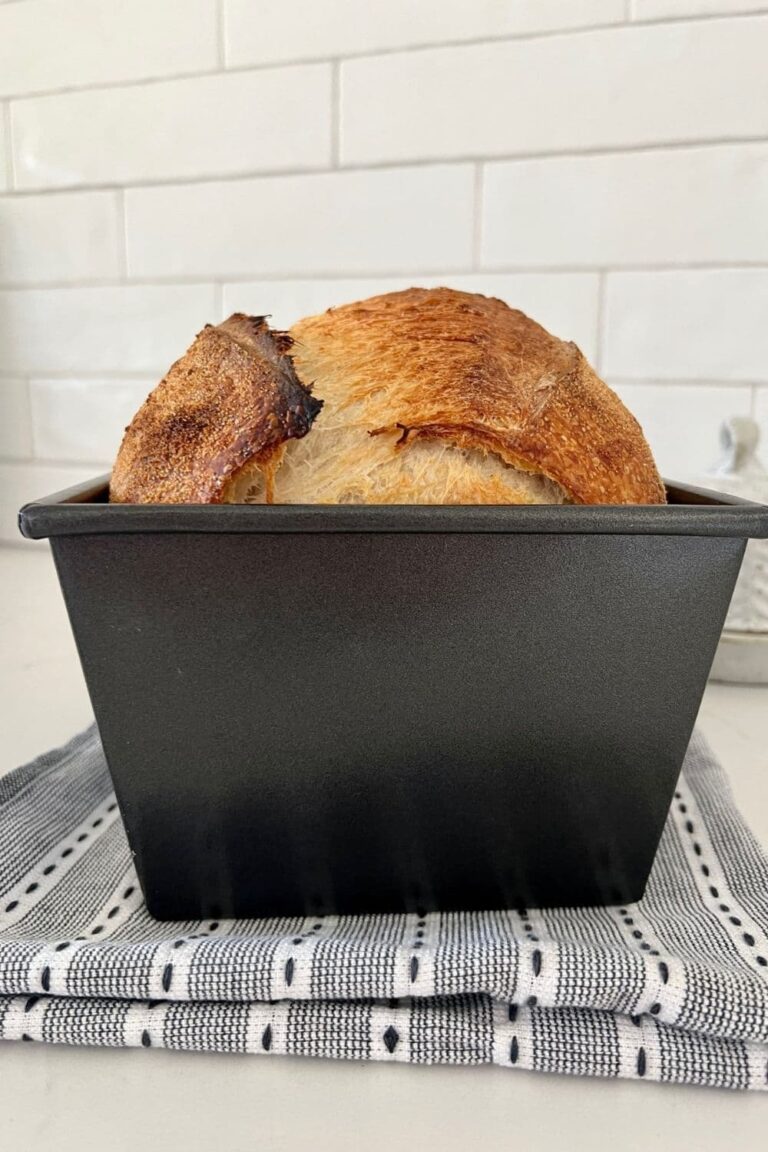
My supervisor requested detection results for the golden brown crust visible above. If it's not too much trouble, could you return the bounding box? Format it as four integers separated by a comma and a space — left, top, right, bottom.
110, 315, 321, 504
289, 287, 665, 505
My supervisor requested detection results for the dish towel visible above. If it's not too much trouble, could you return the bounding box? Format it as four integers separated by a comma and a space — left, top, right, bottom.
1, 726, 767, 1090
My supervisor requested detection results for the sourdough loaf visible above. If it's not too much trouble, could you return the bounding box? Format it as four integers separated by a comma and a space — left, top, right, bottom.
111, 289, 665, 506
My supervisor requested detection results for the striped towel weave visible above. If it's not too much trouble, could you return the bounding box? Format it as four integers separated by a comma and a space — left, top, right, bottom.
1, 726, 766, 1089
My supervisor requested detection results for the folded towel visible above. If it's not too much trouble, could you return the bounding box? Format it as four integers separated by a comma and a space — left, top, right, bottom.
0, 726, 766, 1089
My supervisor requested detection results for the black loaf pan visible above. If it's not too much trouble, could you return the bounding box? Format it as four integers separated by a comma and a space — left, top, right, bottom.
19, 478, 768, 921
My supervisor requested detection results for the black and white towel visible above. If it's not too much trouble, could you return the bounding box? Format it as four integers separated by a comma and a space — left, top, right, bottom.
1, 726, 767, 1090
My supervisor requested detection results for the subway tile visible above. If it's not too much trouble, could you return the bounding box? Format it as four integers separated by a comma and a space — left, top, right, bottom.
0, 0, 217, 99
30, 377, 153, 463
0, 190, 120, 284
341, 16, 768, 165
223, 271, 600, 359
0, 460, 96, 544
0, 112, 7, 192
633, 1, 768, 18
611, 382, 752, 480
126, 165, 474, 279
12, 64, 331, 190
225, 0, 624, 67
482, 144, 768, 267
0, 377, 32, 458
603, 270, 768, 381
0, 284, 217, 374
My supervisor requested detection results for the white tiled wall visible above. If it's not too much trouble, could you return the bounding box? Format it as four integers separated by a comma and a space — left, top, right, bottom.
341, 18, 768, 163
0, 0, 219, 98
2, 191, 121, 283
12, 66, 333, 190
125, 166, 476, 278
224, 0, 627, 65
1, 0, 767, 542
482, 145, 768, 267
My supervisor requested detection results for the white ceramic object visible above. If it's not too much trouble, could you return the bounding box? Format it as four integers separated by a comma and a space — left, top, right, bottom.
705, 417, 768, 683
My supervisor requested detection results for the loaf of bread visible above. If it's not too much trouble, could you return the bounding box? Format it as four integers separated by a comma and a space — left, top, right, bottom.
110, 288, 665, 506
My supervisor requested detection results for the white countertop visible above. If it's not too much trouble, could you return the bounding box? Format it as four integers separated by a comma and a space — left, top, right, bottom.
1, 545, 766, 1150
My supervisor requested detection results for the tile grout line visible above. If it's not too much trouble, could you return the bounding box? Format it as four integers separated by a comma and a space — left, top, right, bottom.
3, 134, 768, 198
0, 459, 39, 470
216, 0, 227, 68
19, 454, 118, 470
114, 188, 127, 280
595, 270, 607, 375
2, 100, 15, 190
2, 9, 768, 104
21, 375, 35, 461
472, 163, 484, 270
0, 370, 159, 381
1, 262, 768, 295
631, 5, 768, 25
605, 378, 768, 389
24, 374, 42, 462
330, 60, 341, 168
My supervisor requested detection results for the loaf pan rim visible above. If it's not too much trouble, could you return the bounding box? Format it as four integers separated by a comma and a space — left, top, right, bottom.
18, 475, 768, 540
